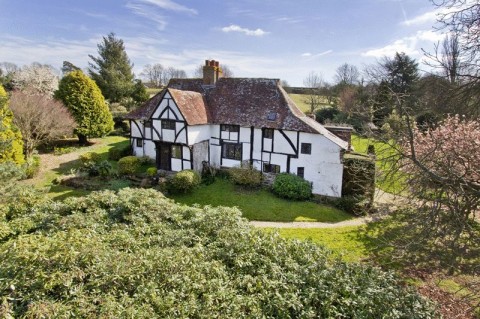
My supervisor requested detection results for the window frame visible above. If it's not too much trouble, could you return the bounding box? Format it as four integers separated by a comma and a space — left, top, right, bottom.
161, 119, 176, 130
220, 124, 240, 133
144, 120, 152, 128
301, 143, 312, 155
297, 167, 305, 178
222, 143, 242, 160
263, 128, 274, 139
171, 144, 182, 159
263, 163, 280, 174
136, 138, 143, 147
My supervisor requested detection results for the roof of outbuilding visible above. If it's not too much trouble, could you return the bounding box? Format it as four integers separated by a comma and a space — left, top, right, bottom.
126, 77, 348, 149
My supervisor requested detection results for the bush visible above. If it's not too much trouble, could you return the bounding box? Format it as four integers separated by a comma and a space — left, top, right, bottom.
228, 164, 262, 187
24, 155, 40, 179
108, 144, 132, 161
146, 167, 157, 177
0, 188, 438, 318
79, 152, 102, 165
168, 170, 201, 193
316, 107, 340, 124
118, 156, 140, 175
342, 155, 375, 203
272, 173, 312, 200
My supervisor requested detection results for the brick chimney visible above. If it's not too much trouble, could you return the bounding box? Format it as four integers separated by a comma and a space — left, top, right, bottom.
203, 60, 223, 85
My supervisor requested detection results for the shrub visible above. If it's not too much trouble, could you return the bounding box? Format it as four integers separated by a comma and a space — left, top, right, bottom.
272, 173, 312, 200
108, 144, 132, 161
0, 188, 438, 318
228, 164, 262, 187
24, 155, 40, 179
79, 152, 102, 165
146, 167, 158, 177
53, 146, 77, 155
342, 155, 375, 203
118, 156, 140, 175
316, 107, 340, 124
168, 170, 201, 193
139, 156, 154, 166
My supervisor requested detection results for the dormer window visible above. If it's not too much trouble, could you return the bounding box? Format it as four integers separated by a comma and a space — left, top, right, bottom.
267, 112, 277, 121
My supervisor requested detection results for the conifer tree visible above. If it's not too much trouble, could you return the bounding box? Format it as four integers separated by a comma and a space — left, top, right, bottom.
55, 70, 114, 144
0, 85, 24, 164
88, 32, 135, 103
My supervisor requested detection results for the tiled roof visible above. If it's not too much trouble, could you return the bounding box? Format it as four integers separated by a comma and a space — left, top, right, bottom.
126, 77, 348, 149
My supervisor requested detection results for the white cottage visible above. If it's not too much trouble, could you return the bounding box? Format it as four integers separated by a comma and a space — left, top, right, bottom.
126, 60, 349, 197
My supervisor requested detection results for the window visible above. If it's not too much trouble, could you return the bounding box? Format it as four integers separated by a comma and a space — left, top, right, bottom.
297, 167, 305, 178
301, 143, 312, 154
162, 119, 176, 130
263, 128, 274, 139
263, 163, 280, 174
171, 145, 182, 159
267, 112, 277, 121
136, 138, 143, 147
144, 120, 152, 128
222, 143, 242, 160
220, 124, 239, 133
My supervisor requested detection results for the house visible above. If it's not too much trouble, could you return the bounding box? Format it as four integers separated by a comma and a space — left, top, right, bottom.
125, 60, 349, 197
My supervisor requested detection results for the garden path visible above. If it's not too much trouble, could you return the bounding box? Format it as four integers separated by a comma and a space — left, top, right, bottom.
250, 188, 406, 228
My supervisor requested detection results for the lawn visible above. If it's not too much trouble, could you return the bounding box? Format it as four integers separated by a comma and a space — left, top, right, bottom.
268, 226, 369, 262
170, 179, 352, 222
288, 93, 331, 113
350, 134, 406, 194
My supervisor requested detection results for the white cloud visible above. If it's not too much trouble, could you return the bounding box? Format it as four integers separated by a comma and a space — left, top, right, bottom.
221, 24, 269, 37
362, 30, 445, 58
402, 9, 438, 26
132, 0, 197, 15
300, 50, 332, 58
125, 3, 168, 30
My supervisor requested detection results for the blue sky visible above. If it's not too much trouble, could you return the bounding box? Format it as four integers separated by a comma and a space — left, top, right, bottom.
0, 0, 445, 86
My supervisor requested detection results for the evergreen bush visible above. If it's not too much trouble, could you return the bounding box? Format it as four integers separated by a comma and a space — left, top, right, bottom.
229, 164, 262, 187
24, 155, 40, 179
79, 152, 102, 165
0, 84, 24, 165
146, 167, 157, 177
108, 144, 132, 161
118, 156, 140, 175
0, 188, 438, 318
168, 169, 201, 193
272, 173, 312, 200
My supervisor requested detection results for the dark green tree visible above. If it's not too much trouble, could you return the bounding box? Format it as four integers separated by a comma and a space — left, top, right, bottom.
131, 79, 149, 103
88, 33, 135, 103
55, 70, 114, 144
384, 52, 419, 95
0, 84, 24, 164
61, 61, 80, 76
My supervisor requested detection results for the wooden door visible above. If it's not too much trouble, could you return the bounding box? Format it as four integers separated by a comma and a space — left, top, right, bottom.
156, 143, 171, 170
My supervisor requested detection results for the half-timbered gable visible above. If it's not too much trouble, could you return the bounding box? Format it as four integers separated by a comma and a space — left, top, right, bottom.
127, 60, 349, 197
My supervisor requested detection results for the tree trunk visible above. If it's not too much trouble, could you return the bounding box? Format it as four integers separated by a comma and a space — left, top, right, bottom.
77, 134, 88, 145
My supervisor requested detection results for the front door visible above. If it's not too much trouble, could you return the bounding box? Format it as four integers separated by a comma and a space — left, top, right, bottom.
156, 143, 171, 170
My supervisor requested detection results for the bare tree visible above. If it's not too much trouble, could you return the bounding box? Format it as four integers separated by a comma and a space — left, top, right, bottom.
140, 63, 165, 87
334, 63, 360, 86
193, 64, 234, 78
163, 67, 187, 85
9, 91, 76, 157
303, 71, 325, 113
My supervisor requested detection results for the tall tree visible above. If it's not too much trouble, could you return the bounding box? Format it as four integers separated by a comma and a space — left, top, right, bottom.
0, 85, 24, 164
55, 70, 114, 144
0, 62, 19, 91
334, 63, 360, 86
88, 33, 135, 103
9, 91, 75, 157
303, 71, 325, 113
140, 63, 165, 87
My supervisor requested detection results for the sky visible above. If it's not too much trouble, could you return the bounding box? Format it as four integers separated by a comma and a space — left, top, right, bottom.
0, 0, 446, 86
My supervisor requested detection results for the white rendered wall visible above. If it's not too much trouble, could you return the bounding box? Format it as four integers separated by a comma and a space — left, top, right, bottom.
272, 130, 297, 155
143, 140, 156, 160
188, 125, 211, 145
131, 121, 142, 138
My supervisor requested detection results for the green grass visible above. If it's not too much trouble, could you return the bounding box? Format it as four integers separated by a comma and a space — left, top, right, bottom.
288, 93, 331, 114
170, 179, 352, 222
350, 134, 406, 194
146, 88, 162, 97
269, 226, 369, 262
